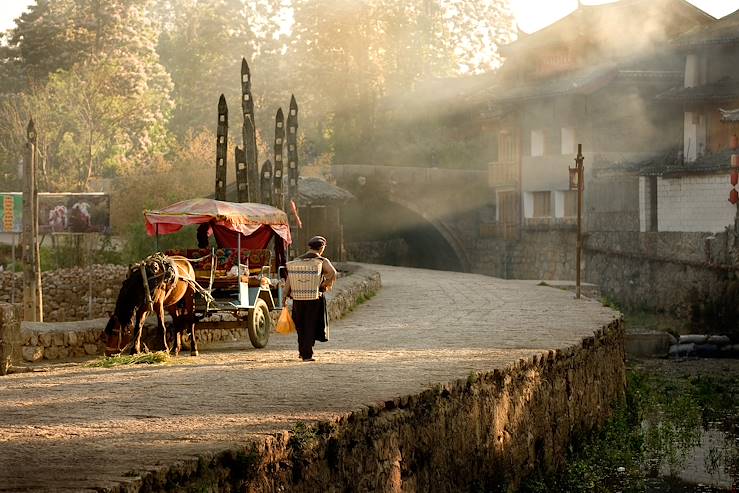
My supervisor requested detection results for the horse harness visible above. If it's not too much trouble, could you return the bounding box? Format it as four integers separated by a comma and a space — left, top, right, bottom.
128, 253, 180, 311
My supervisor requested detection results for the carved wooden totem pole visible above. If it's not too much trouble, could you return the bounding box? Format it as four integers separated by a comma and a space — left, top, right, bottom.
273, 108, 285, 210
215, 95, 228, 201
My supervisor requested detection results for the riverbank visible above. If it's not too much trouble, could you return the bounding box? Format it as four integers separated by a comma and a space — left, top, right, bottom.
523, 356, 739, 492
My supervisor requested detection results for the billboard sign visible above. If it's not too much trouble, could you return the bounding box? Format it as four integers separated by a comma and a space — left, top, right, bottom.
38, 193, 111, 234
0, 193, 22, 233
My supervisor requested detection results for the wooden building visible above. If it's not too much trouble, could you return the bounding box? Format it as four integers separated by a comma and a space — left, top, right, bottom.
484, 0, 715, 235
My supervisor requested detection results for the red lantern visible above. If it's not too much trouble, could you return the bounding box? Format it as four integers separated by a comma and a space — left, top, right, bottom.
731, 134, 738, 151
731, 170, 738, 186
730, 188, 739, 205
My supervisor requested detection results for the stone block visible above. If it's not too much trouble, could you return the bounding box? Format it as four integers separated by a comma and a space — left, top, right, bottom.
52, 333, 65, 347
71, 346, 86, 358
707, 335, 730, 346
669, 342, 695, 357
39, 333, 53, 347
65, 331, 78, 346
84, 343, 99, 356
679, 334, 707, 344
45, 346, 59, 359
21, 345, 44, 362
624, 330, 675, 358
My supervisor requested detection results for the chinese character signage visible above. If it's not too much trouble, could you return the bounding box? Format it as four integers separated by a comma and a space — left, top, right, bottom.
0, 193, 22, 233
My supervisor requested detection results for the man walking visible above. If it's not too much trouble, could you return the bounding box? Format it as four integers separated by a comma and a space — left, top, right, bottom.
283, 236, 337, 361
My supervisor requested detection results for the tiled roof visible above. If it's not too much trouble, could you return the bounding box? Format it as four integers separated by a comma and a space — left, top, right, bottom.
657, 77, 739, 102
721, 108, 739, 122
488, 55, 683, 104
489, 65, 617, 103
639, 148, 735, 176
673, 9, 739, 47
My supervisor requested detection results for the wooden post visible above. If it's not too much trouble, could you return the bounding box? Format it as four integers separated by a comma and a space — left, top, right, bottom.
575, 144, 585, 300
215, 95, 228, 201
22, 119, 42, 321
273, 108, 285, 210
286, 95, 299, 200
245, 118, 260, 202
235, 146, 248, 201
260, 160, 273, 205
286, 95, 300, 258
241, 58, 259, 203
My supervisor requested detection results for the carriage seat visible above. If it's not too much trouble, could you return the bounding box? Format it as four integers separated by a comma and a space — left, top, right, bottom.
164, 248, 272, 286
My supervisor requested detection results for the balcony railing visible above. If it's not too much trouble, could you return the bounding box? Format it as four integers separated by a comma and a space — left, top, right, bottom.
489, 160, 518, 187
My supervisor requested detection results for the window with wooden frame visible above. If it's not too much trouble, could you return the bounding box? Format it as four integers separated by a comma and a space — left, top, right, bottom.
498, 191, 519, 224
498, 130, 516, 162
532, 191, 551, 217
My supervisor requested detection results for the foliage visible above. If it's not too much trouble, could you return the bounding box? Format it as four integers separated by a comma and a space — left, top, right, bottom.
289, 421, 318, 451
0, 0, 174, 191
86, 351, 170, 367
522, 370, 739, 492
39, 235, 123, 271
600, 296, 621, 311
0, 0, 515, 244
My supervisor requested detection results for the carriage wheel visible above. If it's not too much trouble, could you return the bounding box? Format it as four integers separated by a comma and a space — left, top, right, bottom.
247, 299, 271, 349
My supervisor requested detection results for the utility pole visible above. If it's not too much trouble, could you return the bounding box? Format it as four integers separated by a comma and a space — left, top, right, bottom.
569, 144, 585, 299
22, 119, 42, 321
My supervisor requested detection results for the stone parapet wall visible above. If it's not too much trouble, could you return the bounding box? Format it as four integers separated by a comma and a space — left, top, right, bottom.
473, 229, 576, 280
123, 318, 625, 492
0, 265, 127, 322
585, 231, 730, 313
6, 263, 380, 363
0, 303, 21, 375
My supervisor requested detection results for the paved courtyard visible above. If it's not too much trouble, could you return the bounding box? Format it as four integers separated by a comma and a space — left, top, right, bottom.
0, 265, 618, 492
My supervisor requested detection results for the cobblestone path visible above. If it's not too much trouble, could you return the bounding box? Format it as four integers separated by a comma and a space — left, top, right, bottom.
0, 265, 618, 492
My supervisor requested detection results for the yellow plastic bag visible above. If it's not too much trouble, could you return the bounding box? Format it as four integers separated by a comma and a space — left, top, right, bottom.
276, 306, 296, 334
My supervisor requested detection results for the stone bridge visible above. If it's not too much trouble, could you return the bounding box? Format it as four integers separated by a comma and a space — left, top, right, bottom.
331, 165, 491, 272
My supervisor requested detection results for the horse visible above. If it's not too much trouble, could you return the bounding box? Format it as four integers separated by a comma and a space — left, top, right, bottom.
69, 202, 91, 232
48, 205, 68, 232
104, 254, 199, 356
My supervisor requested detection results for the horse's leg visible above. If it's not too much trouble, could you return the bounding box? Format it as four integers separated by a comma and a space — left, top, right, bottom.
156, 300, 169, 353
174, 330, 182, 357
130, 308, 146, 355
186, 288, 198, 356
166, 306, 181, 357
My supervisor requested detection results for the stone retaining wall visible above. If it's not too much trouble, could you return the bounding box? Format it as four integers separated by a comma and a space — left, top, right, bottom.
122, 318, 625, 492
473, 228, 577, 280
0, 265, 126, 322
3, 263, 381, 363
584, 231, 732, 314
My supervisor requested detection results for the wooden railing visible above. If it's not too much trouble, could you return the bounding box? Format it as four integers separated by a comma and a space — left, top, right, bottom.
488, 160, 518, 187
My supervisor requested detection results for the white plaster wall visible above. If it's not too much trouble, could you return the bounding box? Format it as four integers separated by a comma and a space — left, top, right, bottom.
657, 174, 736, 232
553, 191, 564, 218
684, 111, 707, 162
523, 191, 534, 218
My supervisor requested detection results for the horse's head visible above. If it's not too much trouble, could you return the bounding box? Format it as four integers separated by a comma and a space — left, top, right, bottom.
104, 313, 131, 355
104, 269, 148, 354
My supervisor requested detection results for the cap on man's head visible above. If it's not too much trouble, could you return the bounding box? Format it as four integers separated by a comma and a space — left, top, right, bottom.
308, 236, 327, 249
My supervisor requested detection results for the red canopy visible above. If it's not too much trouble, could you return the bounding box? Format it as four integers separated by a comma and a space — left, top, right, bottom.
144, 198, 291, 246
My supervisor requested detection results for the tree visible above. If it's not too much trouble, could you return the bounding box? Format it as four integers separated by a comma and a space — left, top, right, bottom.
0, 0, 174, 190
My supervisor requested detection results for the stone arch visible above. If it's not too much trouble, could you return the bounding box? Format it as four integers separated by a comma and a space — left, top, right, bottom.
387, 196, 472, 273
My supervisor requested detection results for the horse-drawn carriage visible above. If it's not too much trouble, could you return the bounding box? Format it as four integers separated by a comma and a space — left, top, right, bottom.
105, 198, 291, 355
